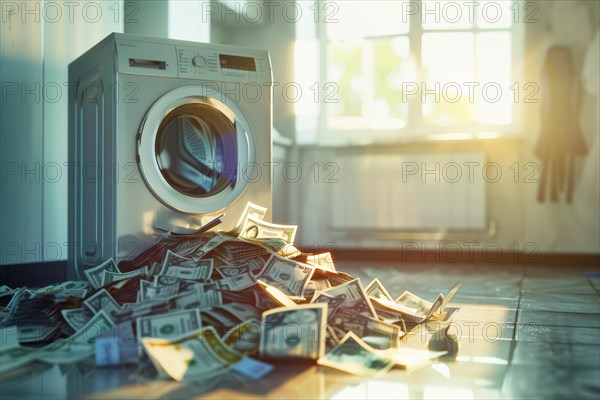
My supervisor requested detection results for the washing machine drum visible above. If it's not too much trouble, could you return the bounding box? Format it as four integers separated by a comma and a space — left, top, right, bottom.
137, 86, 256, 214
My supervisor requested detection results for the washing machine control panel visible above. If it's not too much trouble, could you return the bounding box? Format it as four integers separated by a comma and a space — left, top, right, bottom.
177, 46, 270, 83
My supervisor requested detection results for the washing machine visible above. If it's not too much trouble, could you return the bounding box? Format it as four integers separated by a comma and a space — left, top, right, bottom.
68, 33, 272, 280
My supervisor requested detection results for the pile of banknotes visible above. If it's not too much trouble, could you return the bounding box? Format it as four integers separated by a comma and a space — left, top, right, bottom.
0, 202, 461, 380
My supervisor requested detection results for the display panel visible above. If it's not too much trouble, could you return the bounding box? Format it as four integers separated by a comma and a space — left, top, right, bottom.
219, 54, 256, 71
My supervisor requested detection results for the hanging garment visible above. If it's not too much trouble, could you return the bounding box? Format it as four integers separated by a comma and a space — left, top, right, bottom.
535, 46, 588, 203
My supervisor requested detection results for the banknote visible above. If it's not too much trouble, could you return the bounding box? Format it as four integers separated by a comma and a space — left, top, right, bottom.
36, 339, 95, 364
372, 293, 444, 323
233, 201, 268, 233
215, 264, 251, 278
250, 238, 302, 258
160, 250, 198, 270
223, 319, 261, 356
365, 278, 394, 302
317, 331, 395, 376
137, 309, 202, 341
256, 254, 314, 299
70, 310, 114, 344
17, 324, 59, 343
83, 289, 121, 321
312, 278, 378, 321
35, 281, 90, 297
139, 276, 181, 302
256, 280, 297, 308
304, 279, 332, 298
101, 266, 148, 286
239, 214, 297, 244
260, 303, 327, 360
84, 258, 120, 289
216, 272, 257, 291
141, 326, 242, 382
185, 234, 232, 260
306, 252, 337, 273
61, 308, 91, 331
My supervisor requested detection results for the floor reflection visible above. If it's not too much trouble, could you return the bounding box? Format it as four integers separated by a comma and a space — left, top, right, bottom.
1, 263, 598, 399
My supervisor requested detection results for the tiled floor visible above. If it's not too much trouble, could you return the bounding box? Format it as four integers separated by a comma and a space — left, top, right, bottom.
1, 262, 599, 399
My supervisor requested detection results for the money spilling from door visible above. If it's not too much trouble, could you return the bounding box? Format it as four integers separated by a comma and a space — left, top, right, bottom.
0, 202, 461, 380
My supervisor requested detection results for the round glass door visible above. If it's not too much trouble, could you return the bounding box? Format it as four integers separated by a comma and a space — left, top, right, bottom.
155, 103, 238, 197
137, 85, 255, 214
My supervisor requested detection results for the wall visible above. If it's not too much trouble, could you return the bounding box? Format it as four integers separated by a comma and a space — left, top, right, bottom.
0, 0, 211, 265
522, 1, 600, 252
215, 1, 599, 254
1, 0, 123, 265
210, 2, 298, 224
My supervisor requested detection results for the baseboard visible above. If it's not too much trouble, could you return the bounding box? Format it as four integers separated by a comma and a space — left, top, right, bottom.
328, 248, 600, 268
1, 251, 598, 289
0, 261, 67, 288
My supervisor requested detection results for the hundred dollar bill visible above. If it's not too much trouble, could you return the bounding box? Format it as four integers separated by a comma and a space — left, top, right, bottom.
101, 266, 148, 286
317, 331, 395, 376
162, 258, 213, 281
312, 278, 378, 321
215, 272, 256, 291
61, 308, 91, 331
232, 201, 268, 233
141, 326, 243, 382
256, 280, 297, 307
256, 254, 315, 299
84, 258, 120, 289
304, 279, 332, 298
83, 288, 121, 321
215, 264, 250, 278
137, 309, 202, 341
259, 303, 327, 360
139, 276, 181, 302
70, 310, 114, 344
239, 214, 297, 244
365, 278, 394, 302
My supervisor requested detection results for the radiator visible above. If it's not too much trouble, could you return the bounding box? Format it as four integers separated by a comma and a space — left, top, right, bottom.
330, 151, 490, 239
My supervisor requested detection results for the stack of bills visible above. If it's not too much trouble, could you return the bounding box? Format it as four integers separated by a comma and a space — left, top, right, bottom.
0, 201, 460, 381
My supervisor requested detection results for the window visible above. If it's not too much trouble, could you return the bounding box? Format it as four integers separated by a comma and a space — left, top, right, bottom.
295, 1, 526, 144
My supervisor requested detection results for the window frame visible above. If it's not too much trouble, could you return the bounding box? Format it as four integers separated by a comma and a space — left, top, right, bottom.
313, 0, 526, 145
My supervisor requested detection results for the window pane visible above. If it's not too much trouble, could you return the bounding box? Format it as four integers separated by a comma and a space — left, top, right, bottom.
477, 0, 513, 29
372, 37, 410, 127
326, 1, 409, 40
327, 41, 363, 118
475, 32, 512, 124
421, 0, 474, 30
421, 33, 474, 125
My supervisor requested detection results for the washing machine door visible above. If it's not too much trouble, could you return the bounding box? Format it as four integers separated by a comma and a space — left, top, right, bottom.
137, 85, 256, 214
